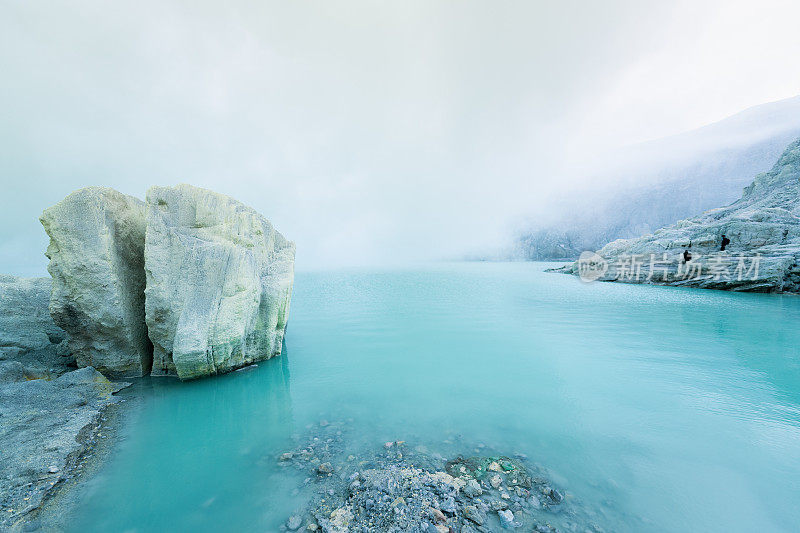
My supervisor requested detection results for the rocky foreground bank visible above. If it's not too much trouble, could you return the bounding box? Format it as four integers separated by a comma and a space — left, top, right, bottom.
1, 274, 130, 530
553, 138, 800, 292
276, 420, 605, 533
0, 363, 128, 531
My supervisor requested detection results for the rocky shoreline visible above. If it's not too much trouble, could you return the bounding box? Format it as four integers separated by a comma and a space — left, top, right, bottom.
1, 183, 298, 530
552, 138, 800, 293
0, 366, 129, 531
276, 420, 605, 533
0, 275, 129, 531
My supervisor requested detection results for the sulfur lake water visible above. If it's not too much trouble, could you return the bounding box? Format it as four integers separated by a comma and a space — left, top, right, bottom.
50, 263, 800, 532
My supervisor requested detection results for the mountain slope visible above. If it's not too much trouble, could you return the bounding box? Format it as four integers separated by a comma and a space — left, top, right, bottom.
554, 137, 800, 292
514, 96, 800, 260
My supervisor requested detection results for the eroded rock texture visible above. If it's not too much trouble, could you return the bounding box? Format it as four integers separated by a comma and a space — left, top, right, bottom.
0, 275, 71, 373
40, 187, 151, 377
144, 184, 295, 380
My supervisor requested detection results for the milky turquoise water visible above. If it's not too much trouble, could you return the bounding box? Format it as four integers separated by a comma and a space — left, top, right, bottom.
58, 263, 800, 532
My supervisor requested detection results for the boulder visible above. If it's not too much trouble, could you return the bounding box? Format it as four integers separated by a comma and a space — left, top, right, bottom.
40, 187, 152, 377
144, 184, 295, 379
554, 138, 800, 292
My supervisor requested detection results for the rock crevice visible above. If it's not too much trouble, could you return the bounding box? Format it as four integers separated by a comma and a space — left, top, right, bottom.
40, 187, 151, 377
37, 184, 294, 380
144, 184, 295, 380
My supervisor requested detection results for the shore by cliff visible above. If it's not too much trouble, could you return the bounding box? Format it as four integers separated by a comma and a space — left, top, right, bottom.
552, 138, 800, 293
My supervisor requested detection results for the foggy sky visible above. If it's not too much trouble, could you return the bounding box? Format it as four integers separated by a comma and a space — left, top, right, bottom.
3, 0, 800, 274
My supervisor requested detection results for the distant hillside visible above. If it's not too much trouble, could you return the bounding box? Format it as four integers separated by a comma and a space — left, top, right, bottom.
513, 96, 800, 260
553, 136, 800, 293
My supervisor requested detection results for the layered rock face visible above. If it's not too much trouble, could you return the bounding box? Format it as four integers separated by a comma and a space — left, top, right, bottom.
0, 275, 67, 359
555, 139, 800, 292
145, 184, 295, 379
40, 187, 152, 377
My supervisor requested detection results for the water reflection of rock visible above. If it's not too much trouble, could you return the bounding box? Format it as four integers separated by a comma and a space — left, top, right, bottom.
33, 346, 294, 532
142, 340, 294, 448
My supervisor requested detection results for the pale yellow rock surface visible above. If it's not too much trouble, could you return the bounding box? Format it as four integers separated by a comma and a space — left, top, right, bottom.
40, 187, 151, 377
144, 184, 295, 379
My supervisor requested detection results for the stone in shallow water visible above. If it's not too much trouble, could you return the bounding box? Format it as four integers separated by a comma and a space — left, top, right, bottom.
40, 187, 151, 377
490, 473, 503, 489
280, 420, 579, 533
440, 496, 456, 513
498, 508, 514, 528
144, 184, 295, 379
286, 515, 302, 530
462, 478, 483, 498
463, 505, 485, 525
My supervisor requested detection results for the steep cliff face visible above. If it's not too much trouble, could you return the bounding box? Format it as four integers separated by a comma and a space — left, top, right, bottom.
40, 188, 152, 377
555, 139, 800, 292
144, 184, 295, 380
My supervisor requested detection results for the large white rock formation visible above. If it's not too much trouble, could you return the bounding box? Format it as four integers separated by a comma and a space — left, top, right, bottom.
40, 187, 152, 377
555, 138, 800, 292
144, 184, 295, 380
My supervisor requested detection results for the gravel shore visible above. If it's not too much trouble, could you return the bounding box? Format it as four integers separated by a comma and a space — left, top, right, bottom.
0, 363, 129, 531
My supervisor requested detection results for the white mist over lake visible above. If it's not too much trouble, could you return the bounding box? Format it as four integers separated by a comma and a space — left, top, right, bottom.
3, 1, 800, 273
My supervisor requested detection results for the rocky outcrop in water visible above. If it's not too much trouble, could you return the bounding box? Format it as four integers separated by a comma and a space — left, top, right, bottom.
35, 184, 294, 380
144, 185, 295, 379
554, 138, 800, 292
0, 275, 72, 374
40, 188, 151, 377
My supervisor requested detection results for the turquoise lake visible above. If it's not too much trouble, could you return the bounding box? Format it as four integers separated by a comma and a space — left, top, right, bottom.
58, 263, 800, 532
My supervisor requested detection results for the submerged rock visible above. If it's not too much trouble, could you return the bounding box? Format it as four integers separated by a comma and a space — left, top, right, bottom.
144, 184, 295, 379
286, 515, 303, 531
554, 138, 800, 292
463, 505, 486, 525
40, 187, 151, 377
463, 478, 483, 498
275, 419, 596, 533
497, 509, 514, 528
